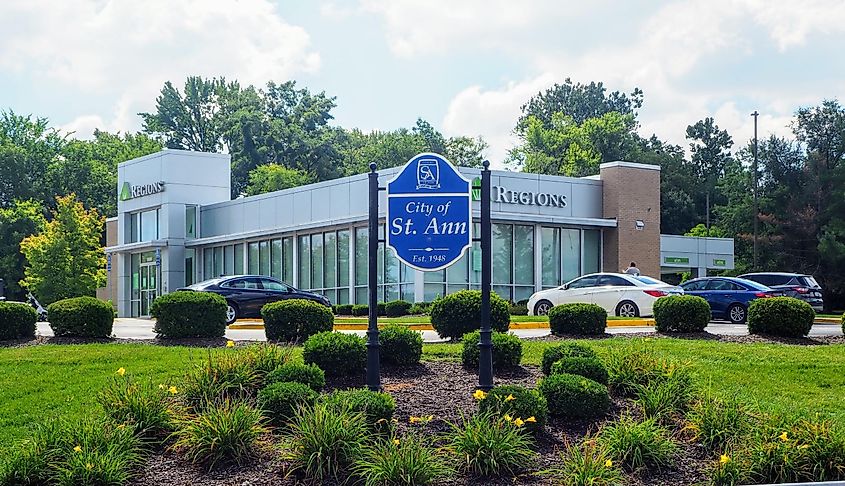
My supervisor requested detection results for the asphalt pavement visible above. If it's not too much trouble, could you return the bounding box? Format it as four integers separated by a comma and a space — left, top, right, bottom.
34, 320, 844, 343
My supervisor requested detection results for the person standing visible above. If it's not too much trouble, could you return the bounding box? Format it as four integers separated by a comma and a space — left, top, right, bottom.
624, 262, 641, 276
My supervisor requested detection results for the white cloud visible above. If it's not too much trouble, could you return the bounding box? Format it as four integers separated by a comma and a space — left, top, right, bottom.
1, 0, 320, 136
748, 0, 845, 50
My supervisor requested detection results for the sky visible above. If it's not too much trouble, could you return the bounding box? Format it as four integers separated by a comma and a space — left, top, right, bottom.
2, 0, 844, 167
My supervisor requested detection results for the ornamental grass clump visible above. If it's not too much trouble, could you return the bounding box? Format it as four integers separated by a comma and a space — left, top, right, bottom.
541, 342, 598, 376
98, 372, 177, 443
380, 324, 423, 365
460, 330, 522, 368
603, 344, 687, 397
477, 384, 548, 433
684, 392, 754, 451
542, 438, 624, 486
597, 415, 677, 472
352, 433, 452, 486
538, 373, 610, 419
172, 400, 266, 470
265, 362, 325, 392
551, 356, 609, 384
633, 369, 693, 424
445, 411, 537, 477
181, 351, 259, 411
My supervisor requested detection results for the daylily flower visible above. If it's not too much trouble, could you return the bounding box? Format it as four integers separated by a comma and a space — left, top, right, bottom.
504, 394, 516, 402
472, 389, 487, 400
226, 340, 235, 348
503, 414, 513, 422
168, 386, 178, 395
409, 416, 422, 424
720, 454, 730, 465
605, 459, 613, 467
525, 416, 537, 423
158, 384, 166, 390
116, 367, 125, 376
86, 463, 93, 470
73, 445, 82, 453
513, 418, 525, 427
393, 439, 400, 445
779, 432, 789, 442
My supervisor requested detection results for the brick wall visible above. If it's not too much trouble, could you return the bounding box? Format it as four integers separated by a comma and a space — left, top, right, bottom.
600, 162, 661, 277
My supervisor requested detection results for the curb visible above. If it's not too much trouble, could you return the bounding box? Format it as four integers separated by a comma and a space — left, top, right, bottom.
815, 317, 842, 324
227, 318, 653, 331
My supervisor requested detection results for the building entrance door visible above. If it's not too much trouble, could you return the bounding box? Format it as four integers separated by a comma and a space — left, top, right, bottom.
131, 251, 159, 317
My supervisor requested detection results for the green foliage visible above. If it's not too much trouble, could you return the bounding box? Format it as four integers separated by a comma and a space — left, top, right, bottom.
551, 356, 609, 384
684, 393, 753, 451
261, 298, 334, 342
548, 303, 607, 336
377, 302, 386, 316
20, 194, 106, 305
633, 370, 693, 423
538, 373, 610, 419
0, 301, 37, 340
172, 400, 266, 470
603, 345, 686, 396
653, 295, 711, 333
285, 401, 367, 482
509, 304, 529, 316
352, 304, 368, 316
352, 433, 452, 486
380, 324, 423, 366
335, 304, 353, 315
0, 200, 44, 301
257, 381, 319, 427
460, 330, 522, 368
97, 374, 175, 442
747, 296, 815, 337
541, 342, 598, 376
236, 343, 293, 384
430, 290, 510, 340
47, 296, 114, 338
265, 362, 325, 392
245, 163, 315, 196
151, 291, 227, 338
384, 299, 412, 317
543, 438, 624, 486
477, 384, 548, 433
597, 415, 678, 471
322, 389, 395, 431
408, 302, 431, 315
707, 447, 750, 486
302, 331, 366, 376
445, 412, 537, 477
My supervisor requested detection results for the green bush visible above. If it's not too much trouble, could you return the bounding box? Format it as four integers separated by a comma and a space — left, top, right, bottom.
633, 371, 693, 423
653, 295, 711, 333
429, 290, 510, 340
380, 325, 423, 365
353, 433, 451, 486
538, 373, 610, 419
597, 415, 677, 471
98, 374, 175, 442
377, 302, 386, 316
239, 343, 293, 385
261, 299, 334, 342
47, 296, 114, 338
408, 302, 431, 315
544, 438, 624, 486
477, 384, 548, 433
151, 291, 227, 338
460, 330, 522, 368
323, 388, 395, 430
266, 362, 325, 391
548, 303, 607, 336
173, 401, 266, 470
257, 381, 319, 427
446, 411, 537, 477
286, 402, 367, 482
335, 304, 353, 315
509, 304, 529, 316
352, 304, 369, 316
551, 356, 609, 384
0, 301, 37, 340
747, 296, 815, 338
541, 342, 598, 375
603, 345, 685, 397
384, 300, 412, 317
303, 332, 366, 377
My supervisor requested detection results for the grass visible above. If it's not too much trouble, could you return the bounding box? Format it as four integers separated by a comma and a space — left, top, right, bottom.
331, 315, 639, 324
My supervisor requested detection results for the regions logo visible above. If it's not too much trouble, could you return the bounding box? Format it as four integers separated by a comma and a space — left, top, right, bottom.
120, 181, 165, 201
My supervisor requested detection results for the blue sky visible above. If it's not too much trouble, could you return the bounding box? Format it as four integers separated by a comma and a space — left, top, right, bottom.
3, 0, 844, 166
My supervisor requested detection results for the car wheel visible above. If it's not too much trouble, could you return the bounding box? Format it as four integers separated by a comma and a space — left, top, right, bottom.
728, 304, 746, 324
226, 302, 239, 325
533, 300, 553, 316
616, 301, 639, 318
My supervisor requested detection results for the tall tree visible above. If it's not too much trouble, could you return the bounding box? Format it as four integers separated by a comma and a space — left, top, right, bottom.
0, 200, 45, 300
245, 164, 316, 196
0, 111, 66, 207
685, 117, 734, 235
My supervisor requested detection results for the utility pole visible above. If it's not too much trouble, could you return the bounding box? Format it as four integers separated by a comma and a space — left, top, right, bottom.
751, 111, 759, 270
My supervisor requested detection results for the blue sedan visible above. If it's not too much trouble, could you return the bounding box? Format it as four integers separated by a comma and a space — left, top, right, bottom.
679, 277, 780, 324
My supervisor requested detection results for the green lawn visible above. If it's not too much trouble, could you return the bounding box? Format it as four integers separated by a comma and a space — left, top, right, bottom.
1, 338, 844, 447
333, 315, 637, 323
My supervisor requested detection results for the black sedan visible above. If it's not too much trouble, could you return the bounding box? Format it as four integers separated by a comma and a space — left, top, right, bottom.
178, 275, 331, 324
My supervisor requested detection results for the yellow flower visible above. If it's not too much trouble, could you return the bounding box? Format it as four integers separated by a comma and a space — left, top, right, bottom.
86, 463, 93, 471
525, 416, 537, 423
720, 454, 730, 465
168, 386, 178, 395
605, 459, 613, 468
73, 445, 82, 453
226, 340, 235, 348
798, 444, 810, 450
158, 384, 166, 390
513, 418, 525, 427
425, 415, 433, 422
472, 389, 487, 400
117, 424, 125, 430
116, 367, 126, 376
409, 416, 422, 424
503, 414, 513, 422
504, 394, 516, 402
393, 439, 400, 445
779, 432, 789, 442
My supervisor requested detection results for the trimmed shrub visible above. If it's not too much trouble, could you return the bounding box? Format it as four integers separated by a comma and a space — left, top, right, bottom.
303, 331, 366, 376
408, 302, 431, 315
353, 433, 451, 486
377, 302, 386, 316
551, 356, 609, 384
151, 291, 227, 338
538, 373, 610, 419
548, 303, 607, 336
266, 362, 325, 391
0, 301, 37, 340
173, 401, 266, 470
384, 300, 412, 317
286, 402, 367, 482
747, 296, 815, 338
380, 324, 423, 365
653, 295, 711, 333
352, 304, 369, 316
446, 411, 537, 477
509, 304, 529, 316
335, 304, 353, 315
541, 342, 598, 376
258, 381, 319, 426
461, 330, 522, 368
477, 384, 548, 433
47, 296, 113, 338
261, 299, 334, 342
98, 374, 175, 442
430, 290, 510, 340
597, 415, 677, 471
323, 388, 395, 430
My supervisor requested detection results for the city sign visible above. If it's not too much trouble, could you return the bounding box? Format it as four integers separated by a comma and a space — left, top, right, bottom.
120, 181, 165, 201
386, 153, 472, 271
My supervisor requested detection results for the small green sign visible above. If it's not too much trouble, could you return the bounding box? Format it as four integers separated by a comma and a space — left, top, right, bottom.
471, 177, 481, 201
713, 259, 726, 266
664, 256, 690, 264
119, 182, 131, 201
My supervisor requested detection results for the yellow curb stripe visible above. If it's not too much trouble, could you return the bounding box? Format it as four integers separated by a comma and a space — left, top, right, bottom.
230, 319, 653, 331
814, 317, 841, 324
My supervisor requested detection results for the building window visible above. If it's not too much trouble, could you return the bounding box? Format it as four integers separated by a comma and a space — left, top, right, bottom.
185, 206, 197, 239
583, 229, 601, 274
126, 208, 159, 243
185, 249, 195, 286
354, 225, 414, 304
294, 229, 351, 304
540, 227, 602, 288
234, 243, 244, 274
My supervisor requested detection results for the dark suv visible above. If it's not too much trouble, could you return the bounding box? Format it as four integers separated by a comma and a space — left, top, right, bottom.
738, 272, 823, 312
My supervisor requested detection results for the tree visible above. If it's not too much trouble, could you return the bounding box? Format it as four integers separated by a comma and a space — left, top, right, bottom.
245, 164, 316, 196
685, 118, 734, 235
0, 111, 66, 208
445, 136, 488, 168
20, 194, 106, 305
0, 200, 45, 300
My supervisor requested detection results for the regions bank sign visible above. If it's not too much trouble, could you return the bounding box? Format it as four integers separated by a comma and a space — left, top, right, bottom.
471, 177, 567, 207
119, 181, 165, 201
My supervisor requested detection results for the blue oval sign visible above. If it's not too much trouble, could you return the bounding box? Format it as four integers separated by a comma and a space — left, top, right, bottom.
386, 153, 472, 271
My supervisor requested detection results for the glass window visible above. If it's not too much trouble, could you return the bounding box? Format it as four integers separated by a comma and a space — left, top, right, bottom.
324, 232, 337, 288
298, 235, 311, 289
355, 228, 367, 286
337, 230, 350, 287
681, 280, 707, 291
260, 278, 288, 292
583, 230, 601, 274
562, 229, 581, 282
513, 225, 534, 285
311, 233, 323, 289
598, 275, 634, 286
128, 214, 139, 243
568, 275, 599, 289
140, 209, 158, 242
185, 206, 197, 239
271, 239, 282, 279
224, 245, 234, 275
184, 249, 195, 286
203, 249, 213, 280
259, 240, 270, 276
541, 227, 561, 287
492, 223, 513, 286
234, 244, 244, 274
213, 246, 223, 277
248, 242, 259, 274
282, 238, 293, 283
131, 253, 141, 301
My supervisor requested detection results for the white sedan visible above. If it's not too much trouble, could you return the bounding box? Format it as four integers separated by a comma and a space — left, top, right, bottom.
527, 273, 683, 317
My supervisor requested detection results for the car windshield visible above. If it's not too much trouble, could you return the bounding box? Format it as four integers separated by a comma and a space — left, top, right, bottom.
185, 277, 227, 290
802, 276, 820, 288
633, 276, 664, 285
735, 278, 770, 291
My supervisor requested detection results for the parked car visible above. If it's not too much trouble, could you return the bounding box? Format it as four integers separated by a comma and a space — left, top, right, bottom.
177, 275, 331, 324
527, 273, 683, 317
680, 277, 779, 324
738, 272, 824, 312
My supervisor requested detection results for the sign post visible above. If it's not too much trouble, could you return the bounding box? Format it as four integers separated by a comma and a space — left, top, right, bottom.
478, 160, 493, 391
367, 163, 381, 392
